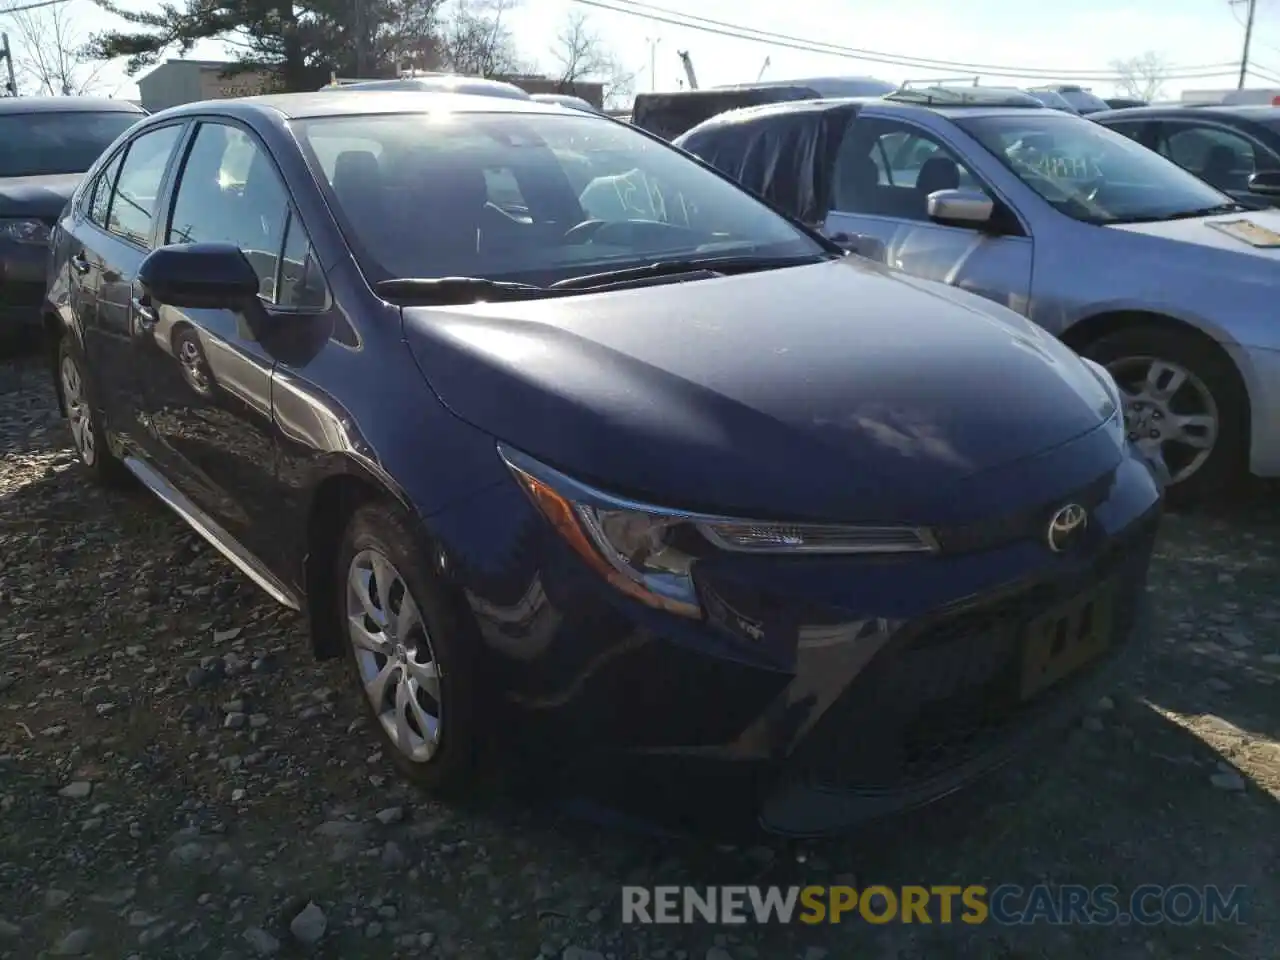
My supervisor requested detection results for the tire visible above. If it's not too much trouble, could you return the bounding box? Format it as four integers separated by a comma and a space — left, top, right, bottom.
1080, 324, 1247, 507
56, 332, 130, 486
336, 502, 479, 795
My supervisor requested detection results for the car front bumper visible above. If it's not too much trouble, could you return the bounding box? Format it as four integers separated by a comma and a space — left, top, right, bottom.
0, 239, 48, 330
450, 441, 1162, 834
1227, 341, 1280, 477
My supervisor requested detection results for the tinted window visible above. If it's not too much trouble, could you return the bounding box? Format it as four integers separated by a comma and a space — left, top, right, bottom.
0, 111, 141, 178
108, 124, 184, 246
831, 118, 978, 221
956, 113, 1233, 223
1105, 121, 1146, 143
1157, 123, 1275, 193
296, 111, 821, 284
89, 152, 124, 228
168, 123, 289, 298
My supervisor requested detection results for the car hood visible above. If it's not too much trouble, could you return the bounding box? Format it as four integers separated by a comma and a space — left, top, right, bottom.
1105, 207, 1280, 264
0, 173, 81, 219
402, 257, 1120, 524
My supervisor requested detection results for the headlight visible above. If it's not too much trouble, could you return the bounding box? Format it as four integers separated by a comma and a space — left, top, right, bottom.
1080, 356, 1125, 441
500, 445, 937, 620
0, 218, 52, 246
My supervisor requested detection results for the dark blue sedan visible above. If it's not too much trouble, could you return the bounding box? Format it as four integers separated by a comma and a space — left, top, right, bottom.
41, 91, 1162, 836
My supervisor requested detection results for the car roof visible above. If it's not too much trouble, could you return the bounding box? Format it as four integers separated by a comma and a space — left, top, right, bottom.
150, 91, 581, 122
1092, 103, 1280, 122
0, 96, 145, 115
680, 96, 1053, 133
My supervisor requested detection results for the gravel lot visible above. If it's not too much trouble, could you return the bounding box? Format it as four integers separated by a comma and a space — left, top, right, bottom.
0, 351, 1277, 960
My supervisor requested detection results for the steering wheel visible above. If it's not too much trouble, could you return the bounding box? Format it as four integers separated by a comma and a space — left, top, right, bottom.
562, 219, 608, 244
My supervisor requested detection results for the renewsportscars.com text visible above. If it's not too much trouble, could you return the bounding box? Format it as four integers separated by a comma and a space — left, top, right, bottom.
621, 884, 1248, 926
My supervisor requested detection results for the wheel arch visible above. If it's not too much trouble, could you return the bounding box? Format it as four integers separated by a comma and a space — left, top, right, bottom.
43, 308, 69, 416
1060, 308, 1253, 447
301, 459, 467, 662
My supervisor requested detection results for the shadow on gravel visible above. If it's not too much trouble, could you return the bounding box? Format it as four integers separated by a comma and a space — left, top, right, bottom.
435, 695, 1276, 958
1144, 495, 1280, 745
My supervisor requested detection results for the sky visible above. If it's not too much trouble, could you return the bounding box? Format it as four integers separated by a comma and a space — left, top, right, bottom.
5, 0, 1280, 102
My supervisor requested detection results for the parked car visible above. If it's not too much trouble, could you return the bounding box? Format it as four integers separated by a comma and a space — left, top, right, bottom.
1104, 97, 1148, 110
675, 87, 1280, 503
1027, 84, 1111, 114
530, 93, 604, 114
1025, 89, 1080, 113
44, 90, 1161, 836
633, 76, 896, 140
1092, 104, 1280, 208
1, 96, 146, 336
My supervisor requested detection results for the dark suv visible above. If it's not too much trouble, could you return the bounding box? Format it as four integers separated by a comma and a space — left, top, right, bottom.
1, 96, 145, 337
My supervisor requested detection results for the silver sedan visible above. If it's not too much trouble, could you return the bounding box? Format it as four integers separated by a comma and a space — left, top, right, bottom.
678, 97, 1280, 504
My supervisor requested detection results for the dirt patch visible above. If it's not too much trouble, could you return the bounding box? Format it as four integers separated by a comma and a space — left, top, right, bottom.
0, 355, 1276, 959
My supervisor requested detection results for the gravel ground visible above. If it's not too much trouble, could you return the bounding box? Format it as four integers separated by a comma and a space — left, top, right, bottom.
0, 352, 1277, 960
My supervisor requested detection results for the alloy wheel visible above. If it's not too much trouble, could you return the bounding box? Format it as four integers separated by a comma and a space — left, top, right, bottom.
60, 354, 97, 467
1106, 356, 1218, 486
345, 548, 443, 763
178, 337, 212, 395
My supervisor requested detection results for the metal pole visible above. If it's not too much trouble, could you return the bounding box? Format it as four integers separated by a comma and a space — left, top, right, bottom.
1, 34, 17, 97
1238, 0, 1257, 89
647, 37, 659, 91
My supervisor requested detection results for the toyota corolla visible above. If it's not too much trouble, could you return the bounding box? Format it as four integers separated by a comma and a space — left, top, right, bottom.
42, 92, 1162, 835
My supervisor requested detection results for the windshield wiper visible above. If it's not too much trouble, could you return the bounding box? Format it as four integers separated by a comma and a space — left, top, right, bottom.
375, 277, 554, 305
549, 253, 837, 291
1110, 202, 1247, 224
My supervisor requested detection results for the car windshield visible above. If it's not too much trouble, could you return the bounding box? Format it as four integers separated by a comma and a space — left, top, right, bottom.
954, 113, 1236, 224
0, 111, 142, 178
293, 110, 824, 285
1026, 90, 1076, 112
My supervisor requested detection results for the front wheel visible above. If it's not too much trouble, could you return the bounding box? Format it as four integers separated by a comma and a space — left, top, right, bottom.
336, 503, 479, 795
1081, 325, 1246, 506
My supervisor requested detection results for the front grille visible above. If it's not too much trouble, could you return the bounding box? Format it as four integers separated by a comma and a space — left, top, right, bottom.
789, 508, 1157, 794
932, 468, 1116, 554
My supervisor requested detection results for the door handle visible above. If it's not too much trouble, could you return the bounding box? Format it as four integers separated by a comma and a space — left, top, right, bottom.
132, 295, 158, 330
69, 253, 90, 275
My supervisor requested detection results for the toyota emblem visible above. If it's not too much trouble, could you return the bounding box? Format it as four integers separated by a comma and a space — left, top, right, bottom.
1046, 503, 1088, 553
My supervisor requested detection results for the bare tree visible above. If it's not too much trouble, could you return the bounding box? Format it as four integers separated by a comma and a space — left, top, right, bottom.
1110, 51, 1170, 102
3, 0, 107, 95
436, 0, 526, 77
548, 12, 633, 107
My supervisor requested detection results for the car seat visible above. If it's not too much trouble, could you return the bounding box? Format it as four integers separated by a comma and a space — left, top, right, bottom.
1201, 144, 1238, 189
916, 156, 961, 196
833, 152, 880, 212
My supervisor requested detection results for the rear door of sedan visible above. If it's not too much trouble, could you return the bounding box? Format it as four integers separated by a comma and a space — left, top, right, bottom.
71, 120, 188, 453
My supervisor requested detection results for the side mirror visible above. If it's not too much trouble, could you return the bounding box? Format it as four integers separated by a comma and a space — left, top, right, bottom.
927, 188, 995, 227
1247, 170, 1280, 197
137, 242, 261, 310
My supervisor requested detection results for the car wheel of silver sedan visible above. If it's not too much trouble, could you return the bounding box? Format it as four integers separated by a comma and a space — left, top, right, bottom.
1083, 324, 1247, 506
337, 503, 479, 793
